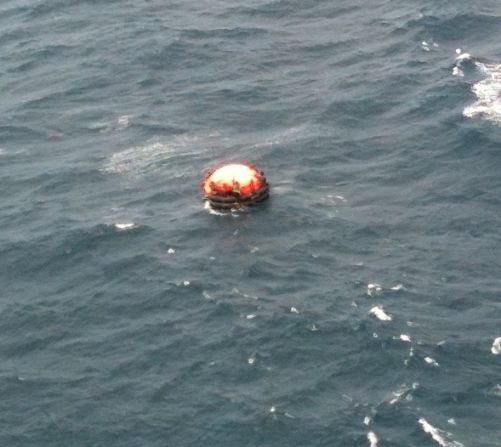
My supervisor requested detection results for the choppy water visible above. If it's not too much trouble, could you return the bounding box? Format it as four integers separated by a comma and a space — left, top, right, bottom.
1, 1, 501, 446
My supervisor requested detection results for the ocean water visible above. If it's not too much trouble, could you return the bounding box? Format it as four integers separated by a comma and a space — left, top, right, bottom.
1, 0, 501, 445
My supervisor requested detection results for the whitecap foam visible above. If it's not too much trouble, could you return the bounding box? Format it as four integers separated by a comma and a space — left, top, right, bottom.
325, 194, 347, 204
492, 384, 501, 397
367, 431, 378, 447
452, 66, 464, 77
369, 306, 392, 321
89, 115, 132, 133
114, 222, 138, 231
491, 337, 501, 354
424, 356, 439, 367
367, 283, 382, 297
404, 348, 414, 365
389, 385, 407, 405
456, 52, 472, 62
456, 51, 501, 124
452, 51, 472, 77
204, 201, 225, 215
418, 418, 465, 447
388, 382, 418, 405
203, 201, 245, 217
393, 334, 411, 343
117, 115, 132, 130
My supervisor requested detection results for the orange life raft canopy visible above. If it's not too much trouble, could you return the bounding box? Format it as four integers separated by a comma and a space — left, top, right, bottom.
201, 164, 269, 209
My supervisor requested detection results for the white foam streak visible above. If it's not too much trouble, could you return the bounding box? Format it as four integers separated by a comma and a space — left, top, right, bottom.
491, 337, 501, 355
105, 133, 204, 175
418, 418, 465, 447
106, 141, 172, 174
249, 125, 310, 150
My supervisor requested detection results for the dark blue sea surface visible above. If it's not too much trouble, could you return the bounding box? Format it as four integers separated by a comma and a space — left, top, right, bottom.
1, 0, 501, 446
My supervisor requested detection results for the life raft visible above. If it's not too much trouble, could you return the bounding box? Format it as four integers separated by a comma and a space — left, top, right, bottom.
201, 164, 269, 210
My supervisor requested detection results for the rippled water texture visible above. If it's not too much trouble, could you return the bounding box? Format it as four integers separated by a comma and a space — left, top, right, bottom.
1, 0, 501, 446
